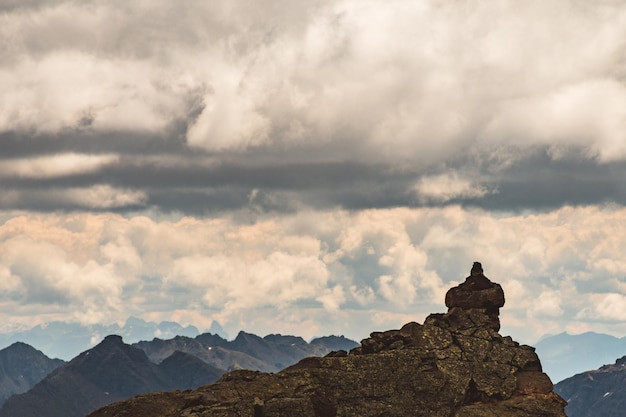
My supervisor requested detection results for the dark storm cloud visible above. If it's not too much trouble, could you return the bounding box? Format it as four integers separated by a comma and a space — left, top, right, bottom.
2, 139, 626, 213
0, 130, 188, 159
476, 155, 626, 210
0, 0, 625, 214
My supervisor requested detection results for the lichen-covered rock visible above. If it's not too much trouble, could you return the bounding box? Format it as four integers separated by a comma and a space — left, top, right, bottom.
445, 284, 505, 310
88, 263, 566, 417
444, 262, 505, 331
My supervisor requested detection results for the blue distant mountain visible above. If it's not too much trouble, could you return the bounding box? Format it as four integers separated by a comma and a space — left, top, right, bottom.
0, 331, 358, 417
535, 331, 626, 383
0, 317, 201, 360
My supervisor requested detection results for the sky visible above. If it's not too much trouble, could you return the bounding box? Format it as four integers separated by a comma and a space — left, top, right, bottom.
0, 0, 625, 346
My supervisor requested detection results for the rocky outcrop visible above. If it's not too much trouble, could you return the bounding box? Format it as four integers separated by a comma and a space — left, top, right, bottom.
444, 262, 505, 331
88, 263, 566, 417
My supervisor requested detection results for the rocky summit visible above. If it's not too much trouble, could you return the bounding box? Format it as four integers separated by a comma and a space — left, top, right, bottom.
89, 263, 566, 417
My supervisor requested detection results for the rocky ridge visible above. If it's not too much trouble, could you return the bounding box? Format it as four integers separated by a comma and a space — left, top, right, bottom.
89, 262, 566, 417
135, 332, 358, 373
0, 335, 224, 417
555, 355, 626, 417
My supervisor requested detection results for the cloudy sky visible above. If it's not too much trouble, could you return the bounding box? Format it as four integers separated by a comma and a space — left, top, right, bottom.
1, 0, 625, 345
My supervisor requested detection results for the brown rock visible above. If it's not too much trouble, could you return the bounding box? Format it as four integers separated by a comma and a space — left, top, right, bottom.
515, 371, 554, 395
444, 262, 505, 331
87, 263, 566, 417
445, 263, 505, 310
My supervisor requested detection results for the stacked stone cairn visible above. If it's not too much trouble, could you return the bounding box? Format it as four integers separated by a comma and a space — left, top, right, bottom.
350, 262, 565, 416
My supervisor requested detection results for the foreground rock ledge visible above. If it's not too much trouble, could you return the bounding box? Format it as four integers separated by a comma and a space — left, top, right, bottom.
89, 264, 566, 417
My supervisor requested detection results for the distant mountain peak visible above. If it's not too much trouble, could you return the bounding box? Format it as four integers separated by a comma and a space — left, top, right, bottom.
102, 334, 124, 344
4, 341, 37, 352
0, 342, 64, 407
0, 317, 201, 360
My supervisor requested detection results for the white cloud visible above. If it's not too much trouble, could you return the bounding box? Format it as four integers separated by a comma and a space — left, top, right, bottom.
0, 0, 624, 164
1, 204, 623, 341
481, 79, 626, 161
0, 235, 125, 324
56, 185, 147, 209
0, 264, 20, 292
316, 285, 346, 312
0, 186, 145, 210
0, 153, 118, 179
168, 251, 330, 315
0, 51, 201, 134
529, 289, 564, 318
414, 173, 494, 203
0, 0, 625, 341
590, 293, 626, 322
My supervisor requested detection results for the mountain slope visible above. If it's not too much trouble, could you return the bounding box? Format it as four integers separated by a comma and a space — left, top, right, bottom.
134, 335, 271, 371
535, 332, 626, 383
0, 335, 223, 417
158, 351, 224, 390
555, 356, 626, 417
0, 342, 64, 406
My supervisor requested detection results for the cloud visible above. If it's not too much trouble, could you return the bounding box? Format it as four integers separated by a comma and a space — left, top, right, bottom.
529, 289, 564, 318
481, 79, 626, 161
0, 51, 202, 134
0, 153, 119, 179
0, 205, 625, 341
414, 172, 495, 203
580, 292, 626, 323
0, 0, 624, 214
0, 0, 623, 159
0, 185, 147, 210
167, 251, 330, 314
0, 0, 626, 344
0, 235, 125, 323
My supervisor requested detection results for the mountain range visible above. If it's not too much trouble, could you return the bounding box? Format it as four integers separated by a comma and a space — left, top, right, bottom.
0, 317, 210, 361
0, 317, 626, 381
3, 316, 626, 416
136, 331, 358, 372
0, 335, 224, 417
0, 331, 358, 417
4, 317, 626, 384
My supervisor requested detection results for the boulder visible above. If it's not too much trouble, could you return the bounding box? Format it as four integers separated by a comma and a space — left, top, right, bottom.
445, 262, 505, 331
